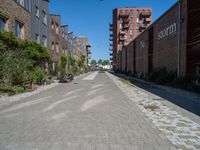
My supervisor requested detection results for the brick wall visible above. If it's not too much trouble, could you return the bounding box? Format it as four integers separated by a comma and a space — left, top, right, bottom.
0, 0, 30, 39
135, 30, 149, 75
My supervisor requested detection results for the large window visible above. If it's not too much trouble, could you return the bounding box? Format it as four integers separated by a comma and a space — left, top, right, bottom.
130, 10, 133, 16
42, 35, 47, 47
36, 34, 40, 43
35, 5, 39, 18
56, 43, 59, 53
52, 42, 54, 50
15, 21, 24, 39
19, 0, 24, 7
55, 24, 59, 34
42, 11, 47, 25
0, 17, 6, 31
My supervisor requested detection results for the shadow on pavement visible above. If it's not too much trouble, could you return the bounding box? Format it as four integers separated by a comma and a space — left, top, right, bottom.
111, 72, 200, 116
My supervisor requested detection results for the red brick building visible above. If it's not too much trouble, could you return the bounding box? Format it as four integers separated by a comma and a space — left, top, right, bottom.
110, 7, 152, 70
116, 0, 200, 78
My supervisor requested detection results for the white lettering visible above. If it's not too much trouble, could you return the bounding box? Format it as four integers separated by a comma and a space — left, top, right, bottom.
157, 23, 177, 40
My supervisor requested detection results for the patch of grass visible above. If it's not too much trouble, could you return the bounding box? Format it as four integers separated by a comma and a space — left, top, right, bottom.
119, 78, 134, 86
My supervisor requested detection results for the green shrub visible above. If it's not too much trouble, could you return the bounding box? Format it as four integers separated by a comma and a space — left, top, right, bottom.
11, 85, 24, 94
30, 68, 46, 85
148, 68, 177, 85
34, 68, 46, 84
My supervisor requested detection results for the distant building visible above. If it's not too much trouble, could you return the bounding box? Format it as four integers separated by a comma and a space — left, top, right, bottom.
0, 0, 30, 39
110, 7, 152, 70
76, 36, 91, 66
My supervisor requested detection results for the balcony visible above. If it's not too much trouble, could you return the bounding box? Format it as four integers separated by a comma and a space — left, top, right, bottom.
140, 11, 151, 18
123, 19, 129, 24
119, 37, 125, 42
123, 24, 129, 29
109, 37, 113, 41
119, 12, 129, 18
110, 43, 113, 47
144, 18, 151, 23
139, 24, 147, 30
110, 53, 113, 56
110, 33, 113, 37
119, 31, 126, 35
109, 23, 113, 31
87, 50, 92, 54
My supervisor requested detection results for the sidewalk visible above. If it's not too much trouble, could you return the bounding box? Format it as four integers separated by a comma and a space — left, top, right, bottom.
0, 73, 89, 107
107, 72, 200, 150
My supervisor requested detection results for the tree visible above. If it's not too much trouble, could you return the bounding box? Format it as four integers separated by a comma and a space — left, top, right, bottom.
90, 59, 97, 67
98, 59, 103, 65
59, 54, 67, 81
102, 60, 109, 66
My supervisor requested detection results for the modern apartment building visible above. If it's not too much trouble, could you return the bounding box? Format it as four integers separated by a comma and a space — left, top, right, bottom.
76, 36, 91, 66
110, 7, 152, 70
0, 0, 30, 39
49, 14, 61, 67
60, 25, 68, 55
16, 0, 49, 47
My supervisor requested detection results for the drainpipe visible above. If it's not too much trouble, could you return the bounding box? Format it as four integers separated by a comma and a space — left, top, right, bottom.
177, 0, 181, 77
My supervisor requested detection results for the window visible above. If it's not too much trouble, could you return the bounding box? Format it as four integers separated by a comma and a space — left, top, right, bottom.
19, 0, 24, 7
130, 35, 133, 40
56, 43, 59, 53
35, 6, 39, 18
36, 34, 40, 43
136, 29, 139, 36
136, 23, 140, 29
130, 30, 133, 35
0, 17, 6, 31
136, 10, 140, 17
43, 11, 47, 25
55, 24, 59, 34
130, 10, 133, 16
15, 21, 24, 39
52, 42, 54, 50
130, 24, 133, 29
42, 35, 47, 47
136, 18, 139, 23
51, 22, 54, 29
130, 17, 133, 22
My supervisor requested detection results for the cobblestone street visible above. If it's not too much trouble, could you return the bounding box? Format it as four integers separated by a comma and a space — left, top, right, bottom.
0, 72, 199, 150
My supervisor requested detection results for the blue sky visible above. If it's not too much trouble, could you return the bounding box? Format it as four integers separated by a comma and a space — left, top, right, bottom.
50, 0, 177, 61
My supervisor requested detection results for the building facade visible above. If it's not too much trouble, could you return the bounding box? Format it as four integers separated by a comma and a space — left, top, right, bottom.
60, 25, 68, 55
110, 7, 152, 70
76, 36, 91, 65
16, 0, 49, 47
49, 14, 62, 73
116, 0, 200, 78
0, 0, 30, 39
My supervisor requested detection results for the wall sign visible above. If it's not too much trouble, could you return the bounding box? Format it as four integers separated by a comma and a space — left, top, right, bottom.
157, 23, 177, 40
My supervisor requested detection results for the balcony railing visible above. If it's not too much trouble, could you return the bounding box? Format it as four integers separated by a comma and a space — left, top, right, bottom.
145, 18, 151, 23
123, 19, 129, 24
119, 37, 125, 42
110, 33, 113, 37
119, 31, 126, 35
123, 24, 129, 29
140, 11, 151, 18
109, 38, 113, 41
119, 12, 130, 18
